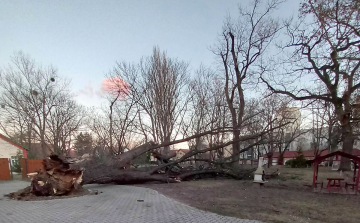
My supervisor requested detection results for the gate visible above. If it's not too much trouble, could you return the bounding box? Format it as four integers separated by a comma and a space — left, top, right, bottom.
0, 158, 11, 180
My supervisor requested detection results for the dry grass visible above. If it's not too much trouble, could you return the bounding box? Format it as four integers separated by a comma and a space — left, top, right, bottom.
142, 166, 360, 223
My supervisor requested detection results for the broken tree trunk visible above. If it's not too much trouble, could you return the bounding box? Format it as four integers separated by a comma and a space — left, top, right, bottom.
152, 150, 176, 163
28, 155, 83, 196
67, 139, 258, 185
81, 164, 251, 185
82, 164, 179, 184
104, 142, 157, 168
151, 150, 182, 173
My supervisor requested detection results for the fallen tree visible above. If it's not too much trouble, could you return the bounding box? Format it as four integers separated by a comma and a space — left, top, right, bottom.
82, 164, 180, 184
6, 128, 284, 198
80, 138, 259, 185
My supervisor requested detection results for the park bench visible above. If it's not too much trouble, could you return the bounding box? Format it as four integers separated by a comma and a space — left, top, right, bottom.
345, 177, 357, 193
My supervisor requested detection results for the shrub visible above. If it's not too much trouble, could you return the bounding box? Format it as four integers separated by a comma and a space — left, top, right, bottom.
285, 149, 308, 168
11, 149, 23, 173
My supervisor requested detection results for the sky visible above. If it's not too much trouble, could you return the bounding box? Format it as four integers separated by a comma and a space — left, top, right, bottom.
0, 0, 299, 107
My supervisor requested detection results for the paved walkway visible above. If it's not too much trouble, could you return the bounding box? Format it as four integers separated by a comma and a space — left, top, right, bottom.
0, 181, 263, 223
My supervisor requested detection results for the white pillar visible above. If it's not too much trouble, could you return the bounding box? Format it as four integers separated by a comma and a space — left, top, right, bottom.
253, 157, 266, 183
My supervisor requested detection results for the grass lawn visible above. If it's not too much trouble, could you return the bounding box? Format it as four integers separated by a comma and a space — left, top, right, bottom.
142, 166, 360, 223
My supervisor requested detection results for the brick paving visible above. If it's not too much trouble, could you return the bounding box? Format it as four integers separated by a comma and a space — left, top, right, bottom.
0, 181, 264, 223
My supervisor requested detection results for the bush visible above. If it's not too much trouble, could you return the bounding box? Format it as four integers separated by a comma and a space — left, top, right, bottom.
285, 158, 308, 168
285, 149, 308, 168
11, 149, 23, 173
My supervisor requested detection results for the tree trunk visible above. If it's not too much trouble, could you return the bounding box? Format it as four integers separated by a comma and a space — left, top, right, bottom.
339, 129, 354, 171
40, 140, 48, 158
82, 165, 178, 184
232, 130, 240, 166
277, 155, 284, 165
104, 142, 156, 168
163, 135, 171, 156
109, 102, 114, 153
268, 154, 273, 168
339, 116, 354, 171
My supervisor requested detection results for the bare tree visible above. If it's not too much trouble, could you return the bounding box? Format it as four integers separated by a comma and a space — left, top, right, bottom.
0, 52, 71, 156
100, 76, 140, 155
47, 95, 84, 154
242, 98, 270, 161
310, 101, 326, 155
87, 98, 140, 157
213, 0, 283, 165
308, 97, 341, 167
114, 47, 190, 155
261, 0, 360, 170
250, 94, 298, 166
183, 65, 231, 164
274, 118, 307, 165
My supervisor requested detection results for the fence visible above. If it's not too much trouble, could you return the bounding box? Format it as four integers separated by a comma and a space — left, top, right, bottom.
0, 158, 11, 180
21, 158, 44, 179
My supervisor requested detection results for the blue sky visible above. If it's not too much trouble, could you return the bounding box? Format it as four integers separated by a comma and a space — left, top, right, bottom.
0, 0, 299, 107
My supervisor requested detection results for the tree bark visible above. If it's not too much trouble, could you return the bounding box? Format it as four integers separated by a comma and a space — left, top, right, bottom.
232, 130, 241, 166
82, 165, 179, 184
104, 142, 156, 168
338, 105, 354, 171
339, 123, 354, 171
277, 154, 284, 165
267, 153, 273, 168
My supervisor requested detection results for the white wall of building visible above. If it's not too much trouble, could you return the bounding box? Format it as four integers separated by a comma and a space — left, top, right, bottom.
0, 138, 22, 159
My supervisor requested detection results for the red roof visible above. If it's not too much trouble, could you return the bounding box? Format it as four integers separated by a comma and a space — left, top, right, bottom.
352, 149, 360, 156
0, 133, 28, 158
264, 149, 360, 159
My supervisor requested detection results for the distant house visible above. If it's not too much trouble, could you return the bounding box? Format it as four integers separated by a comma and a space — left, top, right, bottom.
174, 149, 189, 160
263, 149, 360, 165
174, 149, 192, 166
0, 133, 28, 167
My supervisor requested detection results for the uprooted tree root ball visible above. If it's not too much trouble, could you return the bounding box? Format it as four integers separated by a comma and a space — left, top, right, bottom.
4, 154, 88, 200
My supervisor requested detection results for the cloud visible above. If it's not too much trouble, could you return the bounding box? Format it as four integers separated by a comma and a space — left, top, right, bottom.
78, 81, 95, 98
75, 80, 108, 107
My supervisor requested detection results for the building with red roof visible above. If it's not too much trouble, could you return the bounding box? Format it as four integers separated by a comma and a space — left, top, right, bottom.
263, 149, 360, 165
0, 133, 28, 159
